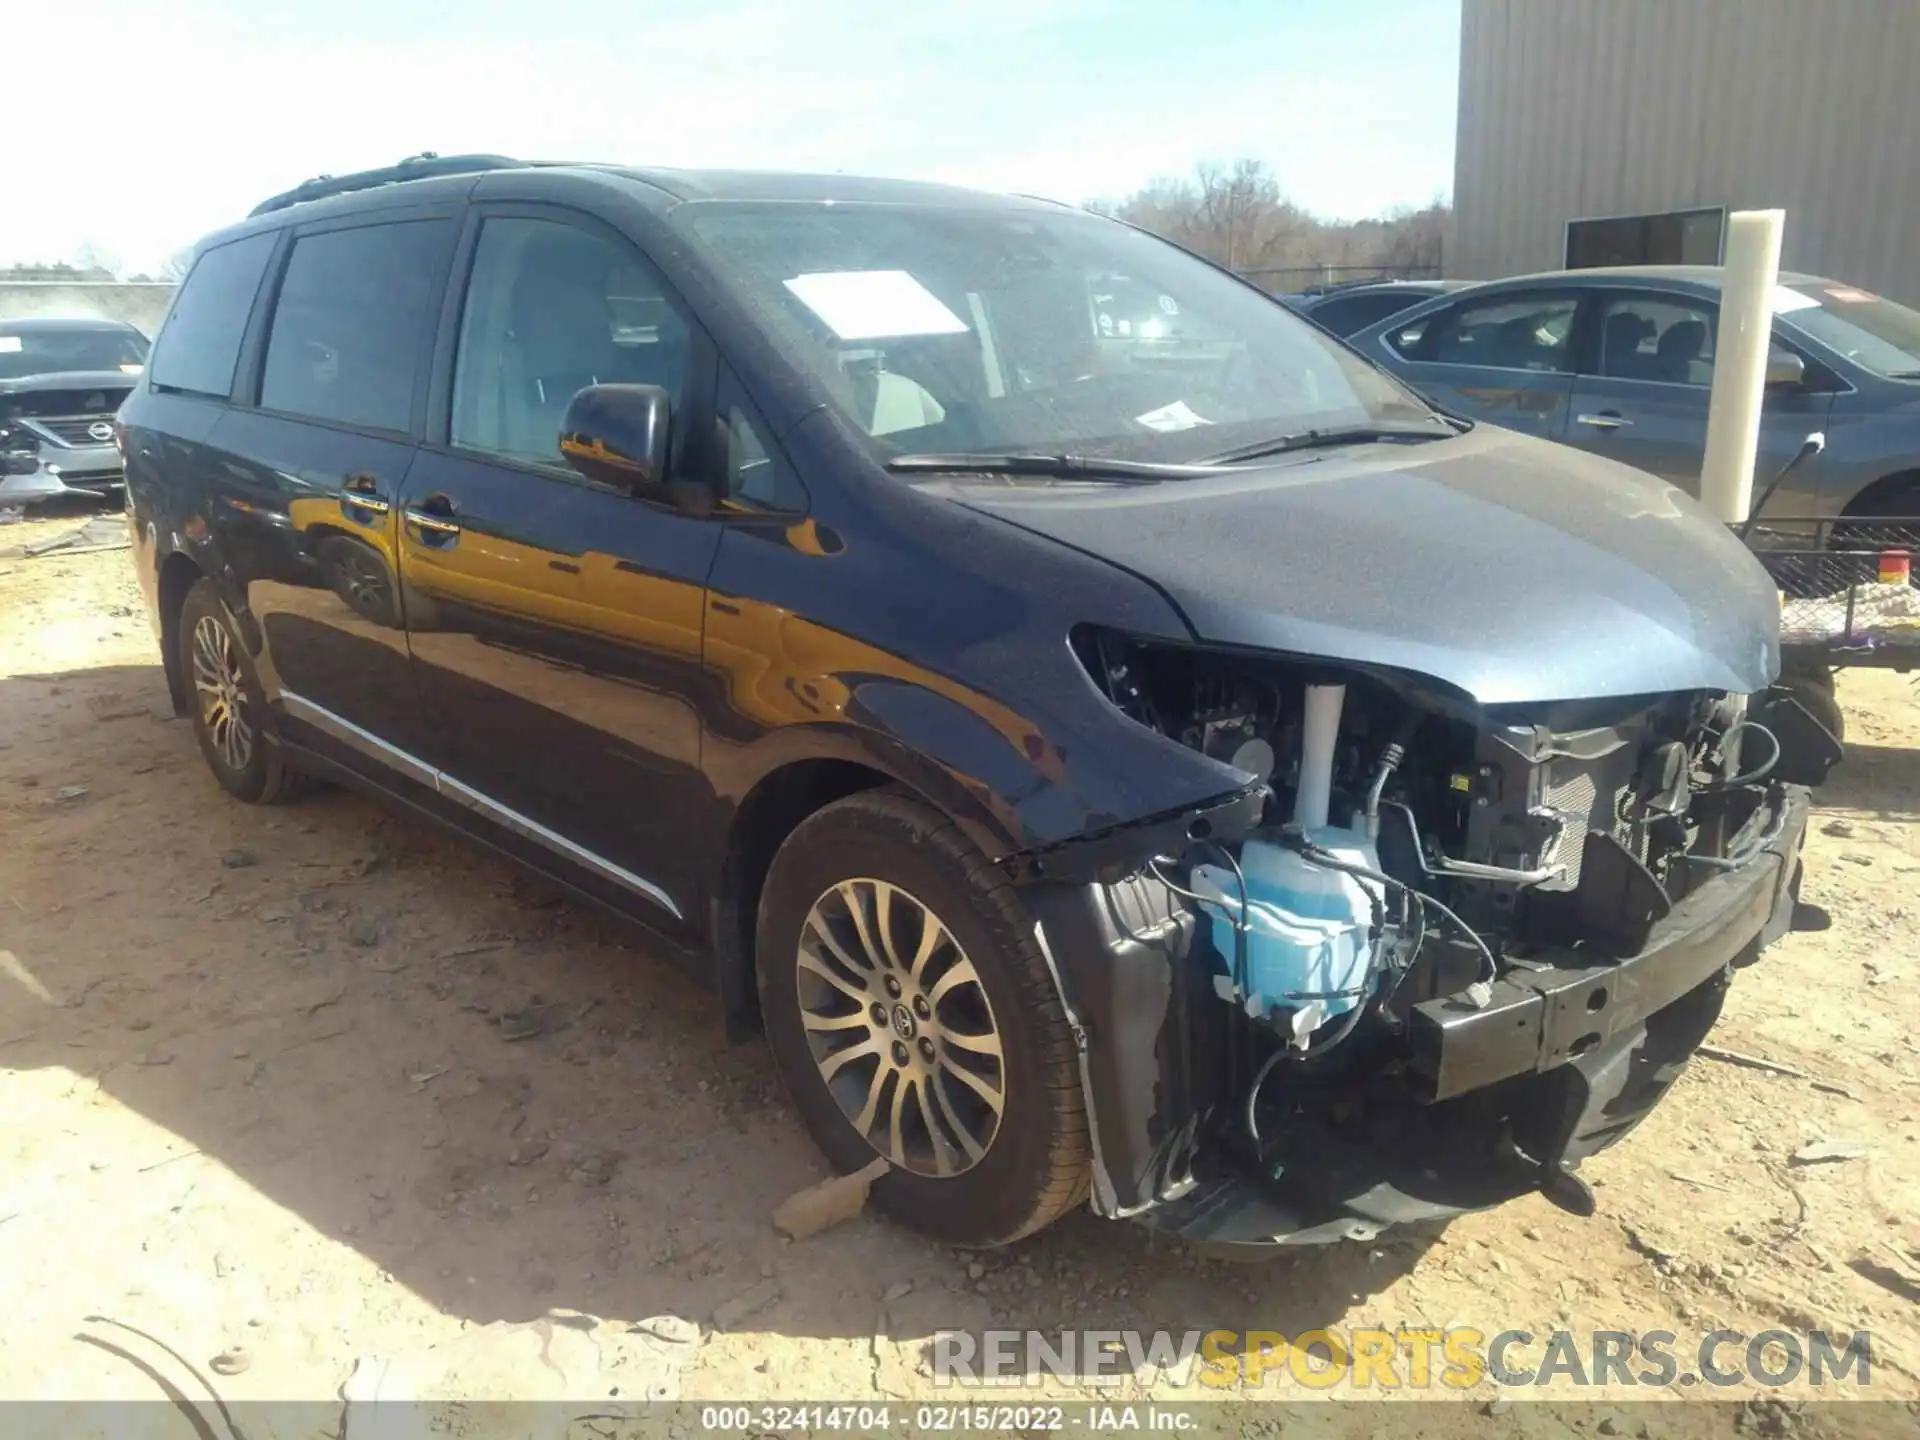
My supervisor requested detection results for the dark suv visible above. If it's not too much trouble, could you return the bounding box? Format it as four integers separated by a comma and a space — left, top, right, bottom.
125, 156, 1813, 1252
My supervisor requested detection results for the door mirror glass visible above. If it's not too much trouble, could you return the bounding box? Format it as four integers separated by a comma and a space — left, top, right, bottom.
1765, 348, 1806, 388
560, 383, 671, 491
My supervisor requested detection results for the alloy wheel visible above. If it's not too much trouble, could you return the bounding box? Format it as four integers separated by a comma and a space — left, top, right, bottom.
190, 614, 255, 773
795, 878, 1005, 1177
337, 550, 388, 612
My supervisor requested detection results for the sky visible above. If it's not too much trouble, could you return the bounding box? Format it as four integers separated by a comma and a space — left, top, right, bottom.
10, 0, 1460, 275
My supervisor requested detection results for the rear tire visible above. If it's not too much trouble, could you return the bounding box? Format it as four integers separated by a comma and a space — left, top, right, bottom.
178, 578, 312, 803
756, 789, 1091, 1247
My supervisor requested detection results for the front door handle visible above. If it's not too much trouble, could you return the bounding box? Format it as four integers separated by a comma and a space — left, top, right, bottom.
339, 473, 391, 516
404, 493, 462, 542
1576, 411, 1632, 430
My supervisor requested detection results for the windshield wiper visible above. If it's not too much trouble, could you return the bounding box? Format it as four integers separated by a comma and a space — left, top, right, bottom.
885, 452, 1231, 485
1205, 423, 1457, 465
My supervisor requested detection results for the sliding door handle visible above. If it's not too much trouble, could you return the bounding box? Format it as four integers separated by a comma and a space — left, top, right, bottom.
339, 472, 391, 515
1576, 411, 1632, 430
404, 507, 462, 536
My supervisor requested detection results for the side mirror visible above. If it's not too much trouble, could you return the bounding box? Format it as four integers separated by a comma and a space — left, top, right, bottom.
1765, 348, 1806, 389
559, 384, 670, 492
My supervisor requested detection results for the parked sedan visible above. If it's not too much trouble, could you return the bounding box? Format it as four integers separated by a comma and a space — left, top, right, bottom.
1283, 279, 1473, 339
1349, 266, 1920, 519
125, 160, 1811, 1254
0, 316, 149, 506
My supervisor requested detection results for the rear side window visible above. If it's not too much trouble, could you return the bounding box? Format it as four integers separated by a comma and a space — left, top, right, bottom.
1311, 291, 1426, 338
261, 220, 448, 433
148, 232, 277, 398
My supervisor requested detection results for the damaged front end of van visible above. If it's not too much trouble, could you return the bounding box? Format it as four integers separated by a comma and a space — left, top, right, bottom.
968, 434, 1823, 1249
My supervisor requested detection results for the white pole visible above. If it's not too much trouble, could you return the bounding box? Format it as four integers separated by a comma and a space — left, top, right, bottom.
1698, 209, 1785, 523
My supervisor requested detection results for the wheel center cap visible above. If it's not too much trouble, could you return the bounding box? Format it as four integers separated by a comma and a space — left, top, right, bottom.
889, 1003, 917, 1040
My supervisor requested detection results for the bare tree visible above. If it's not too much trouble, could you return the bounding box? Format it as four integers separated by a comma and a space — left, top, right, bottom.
1094, 160, 1451, 291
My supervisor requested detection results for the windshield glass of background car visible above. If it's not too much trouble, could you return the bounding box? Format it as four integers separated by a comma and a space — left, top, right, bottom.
680, 203, 1436, 461
1779, 284, 1920, 376
0, 327, 149, 381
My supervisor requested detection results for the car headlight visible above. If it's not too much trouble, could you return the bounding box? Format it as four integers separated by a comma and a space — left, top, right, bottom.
0, 424, 41, 475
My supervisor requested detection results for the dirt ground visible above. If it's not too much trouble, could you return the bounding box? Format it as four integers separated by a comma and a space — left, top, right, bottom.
3, 509, 1919, 1436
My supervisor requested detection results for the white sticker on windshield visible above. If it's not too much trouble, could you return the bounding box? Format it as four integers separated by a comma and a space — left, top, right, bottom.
782, 270, 969, 341
1771, 286, 1820, 315
1135, 400, 1213, 433
0, 336, 20, 353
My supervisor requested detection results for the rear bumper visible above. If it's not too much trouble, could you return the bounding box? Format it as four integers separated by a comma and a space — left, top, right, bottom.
1034, 783, 1812, 1249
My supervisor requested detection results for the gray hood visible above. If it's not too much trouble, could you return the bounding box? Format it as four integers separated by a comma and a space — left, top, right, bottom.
950, 426, 1779, 705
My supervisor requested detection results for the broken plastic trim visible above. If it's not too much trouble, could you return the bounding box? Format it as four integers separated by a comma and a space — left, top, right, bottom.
999, 784, 1265, 885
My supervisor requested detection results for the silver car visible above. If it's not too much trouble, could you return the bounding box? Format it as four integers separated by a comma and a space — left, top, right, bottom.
1349, 265, 1920, 520
0, 316, 149, 506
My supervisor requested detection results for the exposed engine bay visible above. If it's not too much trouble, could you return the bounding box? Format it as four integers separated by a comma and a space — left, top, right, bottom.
1033, 629, 1814, 1245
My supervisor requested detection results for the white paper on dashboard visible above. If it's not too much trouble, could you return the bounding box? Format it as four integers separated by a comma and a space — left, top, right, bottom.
782, 270, 969, 341
1135, 399, 1213, 433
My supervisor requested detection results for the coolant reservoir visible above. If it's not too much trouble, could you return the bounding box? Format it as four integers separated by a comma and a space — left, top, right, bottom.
1193, 829, 1385, 1041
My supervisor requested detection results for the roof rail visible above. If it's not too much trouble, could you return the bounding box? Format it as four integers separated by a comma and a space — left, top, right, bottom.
248, 152, 526, 217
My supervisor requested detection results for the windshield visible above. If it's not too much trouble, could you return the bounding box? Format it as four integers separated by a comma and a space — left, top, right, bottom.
1776, 283, 1920, 377
678, 202, 1437, 462
0, 325, 148, 381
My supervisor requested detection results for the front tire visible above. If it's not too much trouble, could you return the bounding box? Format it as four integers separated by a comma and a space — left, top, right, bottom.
178, 578, 310, 804
757, 790, 1091, 1247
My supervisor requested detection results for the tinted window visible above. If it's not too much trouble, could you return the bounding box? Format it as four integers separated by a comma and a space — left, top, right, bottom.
452, 217, 691, 467
1592, 293, 1717, 385
148, 232, 276, 398
260, 221, 447, 432
1310, 290, 1428, 338
1567, 209, 1722, 268
1414, 292, 1578, 373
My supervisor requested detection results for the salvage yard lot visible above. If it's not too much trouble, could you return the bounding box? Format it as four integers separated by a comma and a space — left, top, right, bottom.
3, 514, 1920, 1430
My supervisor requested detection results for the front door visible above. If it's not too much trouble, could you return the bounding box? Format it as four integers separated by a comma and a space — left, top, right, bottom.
396, 209, 721, 933
1562, 289, 1834, 503
1377, 288, 1581, 441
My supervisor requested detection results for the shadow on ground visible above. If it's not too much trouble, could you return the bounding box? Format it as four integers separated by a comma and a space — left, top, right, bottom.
0, 662, 1436, 1372
1820, 740, 1920, 822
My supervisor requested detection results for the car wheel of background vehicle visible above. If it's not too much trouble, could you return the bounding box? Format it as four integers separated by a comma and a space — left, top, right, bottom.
1778, 657, 1844, 743
178, 578, 311, 803
756, 789, 1090, 1247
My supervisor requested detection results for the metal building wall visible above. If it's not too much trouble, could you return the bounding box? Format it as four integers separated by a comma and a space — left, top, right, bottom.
1453, 0, 1920, 304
